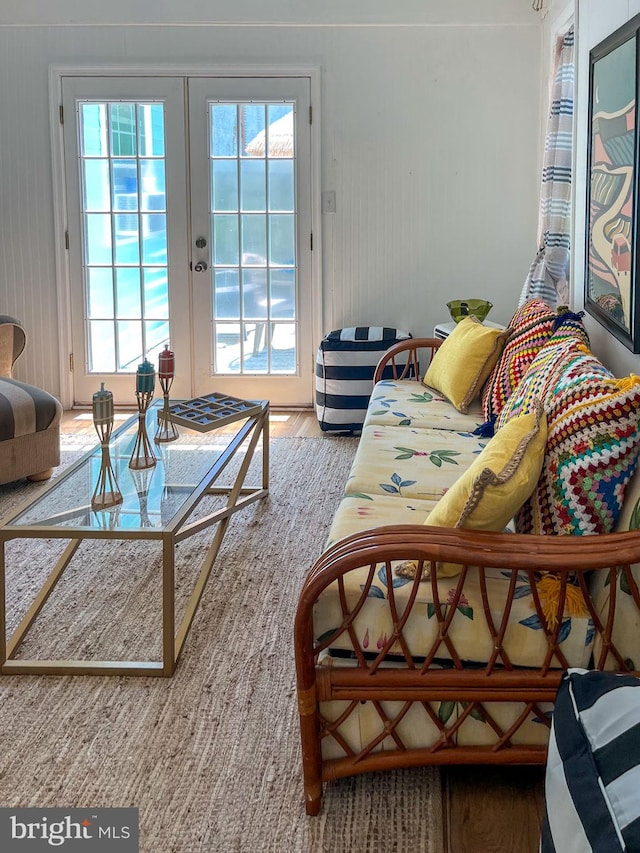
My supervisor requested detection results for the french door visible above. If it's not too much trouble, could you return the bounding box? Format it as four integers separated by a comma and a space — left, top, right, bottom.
62, 75, 314, 407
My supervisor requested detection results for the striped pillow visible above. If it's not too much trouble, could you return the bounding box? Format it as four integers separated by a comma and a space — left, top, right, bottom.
542, 668, 640, 852
0, 377, 62, 440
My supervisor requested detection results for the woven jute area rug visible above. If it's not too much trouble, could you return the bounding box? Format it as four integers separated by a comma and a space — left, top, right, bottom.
0, 434, 443, 852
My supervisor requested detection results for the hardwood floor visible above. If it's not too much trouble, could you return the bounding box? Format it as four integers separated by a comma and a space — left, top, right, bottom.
60, 406, 326, 438
443, 766, 545, 853
60, 407, 546, 849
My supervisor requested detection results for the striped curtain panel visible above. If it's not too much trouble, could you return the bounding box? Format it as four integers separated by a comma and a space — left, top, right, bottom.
520, 26, 574, 309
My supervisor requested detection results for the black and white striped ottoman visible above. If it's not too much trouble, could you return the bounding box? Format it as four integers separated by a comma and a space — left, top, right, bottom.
315, 326, 411, 433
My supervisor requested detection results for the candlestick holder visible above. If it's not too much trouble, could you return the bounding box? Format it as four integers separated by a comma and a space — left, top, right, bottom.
155, 379, 179, 443
91, 383, 123, 511
155, 345, 178, 443
153, 390, 179, 443
129, 388, 157, 470
129, 359, 157, 470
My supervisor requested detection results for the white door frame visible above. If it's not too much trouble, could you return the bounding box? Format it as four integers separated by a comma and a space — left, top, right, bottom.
49, 63, 322, 410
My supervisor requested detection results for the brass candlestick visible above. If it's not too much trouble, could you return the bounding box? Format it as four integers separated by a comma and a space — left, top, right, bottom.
129, 359, 157, 470
91, 383, 123, 511
155, 344, 179, 443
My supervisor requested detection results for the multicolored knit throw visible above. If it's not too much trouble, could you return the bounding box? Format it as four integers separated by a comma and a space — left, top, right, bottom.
481, 299, 557, 424
515, 370, 640, 536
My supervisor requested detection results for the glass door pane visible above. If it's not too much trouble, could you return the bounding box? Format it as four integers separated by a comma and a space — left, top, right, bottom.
189, 77, 313, 406
210, 101, 296, 376
80, 101, 169, 371
62, 77, 190, 405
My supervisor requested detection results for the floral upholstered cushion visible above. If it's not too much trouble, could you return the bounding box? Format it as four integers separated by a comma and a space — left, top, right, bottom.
481, 299, 557, 424
314, 561, 594, 670
325, 491, 438, 548
344, 424, 488, 501
364, 379, 485, 432
423, 317, 510, 413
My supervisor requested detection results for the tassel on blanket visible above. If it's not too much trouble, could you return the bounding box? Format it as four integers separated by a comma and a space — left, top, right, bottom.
396, 560, 428, 581
534, 574, 589, 629
474, 416, 496, 438
614, 374, 640, 393
552, 310, 585, 331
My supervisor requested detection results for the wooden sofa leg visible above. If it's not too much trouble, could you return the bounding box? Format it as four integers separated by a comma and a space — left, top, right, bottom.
27, 468, 54, 482
302, 750, 323, 816
305, 788, 322, 816
298, 686, 323, 815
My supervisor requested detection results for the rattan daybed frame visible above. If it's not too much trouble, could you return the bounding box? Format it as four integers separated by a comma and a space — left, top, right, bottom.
294, 338, 640, 815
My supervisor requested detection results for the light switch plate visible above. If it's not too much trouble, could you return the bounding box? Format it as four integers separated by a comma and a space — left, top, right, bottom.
322, 190, 336, 214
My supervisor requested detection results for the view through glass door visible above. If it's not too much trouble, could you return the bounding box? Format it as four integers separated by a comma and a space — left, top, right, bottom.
62, 75, 313, 407
188, 78, 312, 405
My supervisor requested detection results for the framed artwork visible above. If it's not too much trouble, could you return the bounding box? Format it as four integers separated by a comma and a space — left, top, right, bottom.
585, 17, 640, 353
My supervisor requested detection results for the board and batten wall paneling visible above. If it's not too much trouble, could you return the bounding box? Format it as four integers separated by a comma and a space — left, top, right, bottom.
324, 25, 540, 335
0, 28, 63, 391
0, 14, 541, 400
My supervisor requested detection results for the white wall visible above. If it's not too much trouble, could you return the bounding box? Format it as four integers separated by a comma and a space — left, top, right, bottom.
0, 1, 542, 398
573, 0, 640, 376
0, 1, 543, 28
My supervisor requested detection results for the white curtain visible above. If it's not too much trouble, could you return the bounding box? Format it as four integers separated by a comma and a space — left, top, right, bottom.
520, 26, 574, 308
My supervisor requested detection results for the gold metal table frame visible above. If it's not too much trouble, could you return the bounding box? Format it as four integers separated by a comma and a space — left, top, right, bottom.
0, 400, 269, 677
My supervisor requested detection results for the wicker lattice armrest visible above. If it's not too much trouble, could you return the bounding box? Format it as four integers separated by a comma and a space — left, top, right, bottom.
294, 524, 640, 815
373, 337, 442, 384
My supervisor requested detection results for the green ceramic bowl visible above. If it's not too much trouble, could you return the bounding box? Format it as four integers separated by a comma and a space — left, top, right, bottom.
447, 299, 493, 324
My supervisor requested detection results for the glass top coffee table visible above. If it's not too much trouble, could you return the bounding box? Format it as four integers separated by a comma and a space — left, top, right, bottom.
0, 398, 269, 676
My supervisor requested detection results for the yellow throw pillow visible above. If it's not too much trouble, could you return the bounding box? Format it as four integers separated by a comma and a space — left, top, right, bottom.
397, 402, 547, 580
423, 316, 510, 413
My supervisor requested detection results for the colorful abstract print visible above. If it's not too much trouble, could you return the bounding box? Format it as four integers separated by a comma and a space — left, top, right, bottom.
588, 34, 635, 330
